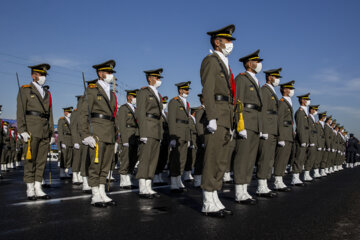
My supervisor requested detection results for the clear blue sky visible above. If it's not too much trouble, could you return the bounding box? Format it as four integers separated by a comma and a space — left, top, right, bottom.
1, 0, 359, 136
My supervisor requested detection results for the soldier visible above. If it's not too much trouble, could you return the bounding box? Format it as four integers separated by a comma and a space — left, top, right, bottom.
291, 93, 311, 186
234, 49, 263, 204
70, 99, 84, 185
193, 94, 206, 188
316, 111, 327, 177
273, 80, 295, 191
304, 105, 319, 181
168, 81, 191, 193
8, 126, 17, 169
135, 68, 164, 199
16, 63, 55, 200
200, 25, 236, 217
346, 133, 358, 168
1, 121, 10, 172
338, 126, 346, 170
58, 107, 74, 180
80, 60, 117, 207
324, 115, 333, 174
153, 96, 169, 186
184, 107, 198, 182
328, 119, 337, 173
333, 124, 342, 171
116, 89, 139, 189
256, 68, 282, 198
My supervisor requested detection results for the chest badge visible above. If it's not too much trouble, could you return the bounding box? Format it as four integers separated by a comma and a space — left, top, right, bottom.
30, 94, 35, 98
97, 96, 102, 101
250, 87, 254, 91
149, 97, 154, 100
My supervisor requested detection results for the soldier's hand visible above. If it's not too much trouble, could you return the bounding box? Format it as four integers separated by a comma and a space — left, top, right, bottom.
140, 137, 148, 144
20, 132, 30, 143
74, 143, 80, 149
310, 143, 315, 147
114, 142, 119, 153
301, 143, 307, 147
123, 143, 129, 147
278, 141, 285, 147
187, 141, 191, 147
327, 148, 331, 152
170, 140, 176, 148
207, 119, 217, 133
238, 129, 247, 139
61, 144, 66, 149
83, 136, 96, 148
260, 133, 269, 140
317, 147, 322, 151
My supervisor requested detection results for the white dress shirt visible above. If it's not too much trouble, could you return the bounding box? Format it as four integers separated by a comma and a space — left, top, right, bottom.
127, 102, 135, 112
32, 81, 45, 98
310, 114, 316, 123
300, 106, 308, 115
247, 71, 260, 86
98, 80, 111, 100
65, 116, 70, 124
283, 96, 293, 107
319, 120, 325, 128
265, 83, 276, 95
179, 95, 187, 110
149, 85, 160, 101
214, 50, 229, 73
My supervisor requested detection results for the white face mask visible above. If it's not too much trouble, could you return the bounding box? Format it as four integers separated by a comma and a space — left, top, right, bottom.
221, 42, 233, 57
288, 89, 295, 97
182, 93, 188, 98
154, 80, 162, 89
0, 111, 2, 115
3, 126, 8, 133
66, 113, 71, 118
162, 103, 167, 110
104, 74, 114, 84
313, 111, 318, 116
254, 62, 262, 74
272, 78, 280, 87
37, 76, 46, 86
131, 98, 136, 105
306, 100, 311, 106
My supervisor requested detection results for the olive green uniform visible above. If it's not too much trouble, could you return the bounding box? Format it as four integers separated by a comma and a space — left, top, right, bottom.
185, 115, 197, 172
17, 82, 54, 183
194, 106, 206, 176
79, 81, 117, 187
156, 113, 170, 175
316, 122, 326, 169
70, 108, 82, 172
57, 117, 73, 170
324, 124, 333, 168
292, 108, 309, 173
305, 115, 318, 171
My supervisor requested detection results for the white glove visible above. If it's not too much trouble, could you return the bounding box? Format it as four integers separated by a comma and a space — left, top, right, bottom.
50, 137, 55, 145
61, 144, 66, 149
123, 143, 129, 147
21, 132, 30, 143
187, 141, 191, 147
332, 149, 336, 152
327, 148, 331, 152
74, 143, 80, 149
260, 133, 269, 140
83, 136, 96, 148
114, 142, 119, 153
238, 129, 247, 139
356, 153, 360, 157
337, 150, 341, 154
301, 143, 307, 147
207, 119, 217, 133
317, 147, 322, 151
310, 143, 315, 147
278, 141, 285, 147
140, 137, 148, 144
170, 140, 176, 148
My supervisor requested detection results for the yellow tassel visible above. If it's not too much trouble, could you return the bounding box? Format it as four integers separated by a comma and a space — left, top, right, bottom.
236, 100, 245, 132
94, 140, 99, 164
26, 135, 32, 160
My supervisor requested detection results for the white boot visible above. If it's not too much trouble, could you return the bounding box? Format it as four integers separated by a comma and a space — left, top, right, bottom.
177, 176, 185, 189
320, 169, 327, 177
202, 190, 220, 213
99, 184, 113, 203
194, 175, 202, 188
274, 176, 288, 189
26, 183, 36, 198
313, 169, 321, 178
72, 172, 79, 184
303, 171, 313, 182
34, 181, 47, 197
82, 177, 91, 191
291, 173, 304, 185
350, 163, 354, 168
212, 191, 225, 210
107, 171, 115, 181
15, 161, 19, 167
325, 168, 329, 174
183, 171, 194, 181
223, 172, 233, 182
235, 184, 249, 201
346, 163, 350, 168
338, 165, 343, 170
256, 179, 270, 194
91, 186, 104, 204
333, 166, 338, 172
139, 179, 150, 194
170, 177, 179, 190
329, 167, 334, 173
77, 172, 83, 183
146, 179, 158, 195
119, 174, 129, 187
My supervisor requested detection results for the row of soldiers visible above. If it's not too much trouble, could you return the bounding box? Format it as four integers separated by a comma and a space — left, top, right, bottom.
11, 24, 360, 216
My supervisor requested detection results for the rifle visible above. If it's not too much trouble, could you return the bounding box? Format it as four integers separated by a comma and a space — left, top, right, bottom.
16, 73, 32, 160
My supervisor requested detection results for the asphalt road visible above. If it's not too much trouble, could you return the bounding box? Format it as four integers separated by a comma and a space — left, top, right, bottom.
1, 164, 360, 240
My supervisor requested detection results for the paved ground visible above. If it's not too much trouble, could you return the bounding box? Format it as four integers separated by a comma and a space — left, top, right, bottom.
1, 164, 360, 240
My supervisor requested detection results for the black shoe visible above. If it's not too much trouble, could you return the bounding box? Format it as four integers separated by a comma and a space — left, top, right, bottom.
120, 186, 132, 190
203, 211, 225, 218
221, 208, 233, 215
303, 179, 313, 183
105, 200, 117, 206
292, 183, 306, 187
184, 179, 193, 183
38, 195, 51, 200
27, 196, 37, 201
139, 193, 153, 199
275, 187, 292, 192
153, 182, 168, 186
180, 187, 188, 192
256, 191, 278, 198
170, 189, 183, 193
151, 192, 161, 198
83, 190, 92, 194
223, 180, 233, 184
42, 184, 51, 188
237, 198, 257, 205
92, 202, 107, 208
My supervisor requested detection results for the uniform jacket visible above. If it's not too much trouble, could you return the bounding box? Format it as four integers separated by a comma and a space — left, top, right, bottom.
277, 98, 294, 142
295, 107, 310, 144
260, 84, 278, 136
308, 115, 318, 145
116, 103, 139, 144
195, 106, 207, 144
324, 124, 333, 150
168, 96, 191, 142
316, 122, 325, 149
58, 117, 72, 146
70, 106, 82, 145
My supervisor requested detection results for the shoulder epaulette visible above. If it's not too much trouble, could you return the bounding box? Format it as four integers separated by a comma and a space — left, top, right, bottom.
240, 72, 246, 75
74, 108, 77, 111
141, 86, 148, 90
173, 97, 179, 100
299, 108, 303, 111
60, 117, 65, 119
88, 83, 97, 88
22, 85, 31, 88
280, 98, 284, 102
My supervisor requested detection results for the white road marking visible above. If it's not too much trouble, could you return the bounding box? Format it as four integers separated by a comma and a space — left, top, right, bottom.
11, 185, 170, 206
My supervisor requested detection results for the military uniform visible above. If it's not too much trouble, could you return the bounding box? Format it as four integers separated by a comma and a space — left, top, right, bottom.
57, 107, 73, 178
193, 96, 206, 187
168, 81, 191, 192
292, 93, 311, 186
234, 50, 263, 204
256, 68, 282, 197
304, 105, 319, 180
79, 60, 117, 207
116, 89, 139, 188
16, 63, 54, 200
184, 107, 198, 182
1, 121, 10, 172
70, 100, 84, 185
273, 81, 295, 191
135, 69, 164, 198
323, 116, 333, 173
316, 111, 327, 177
